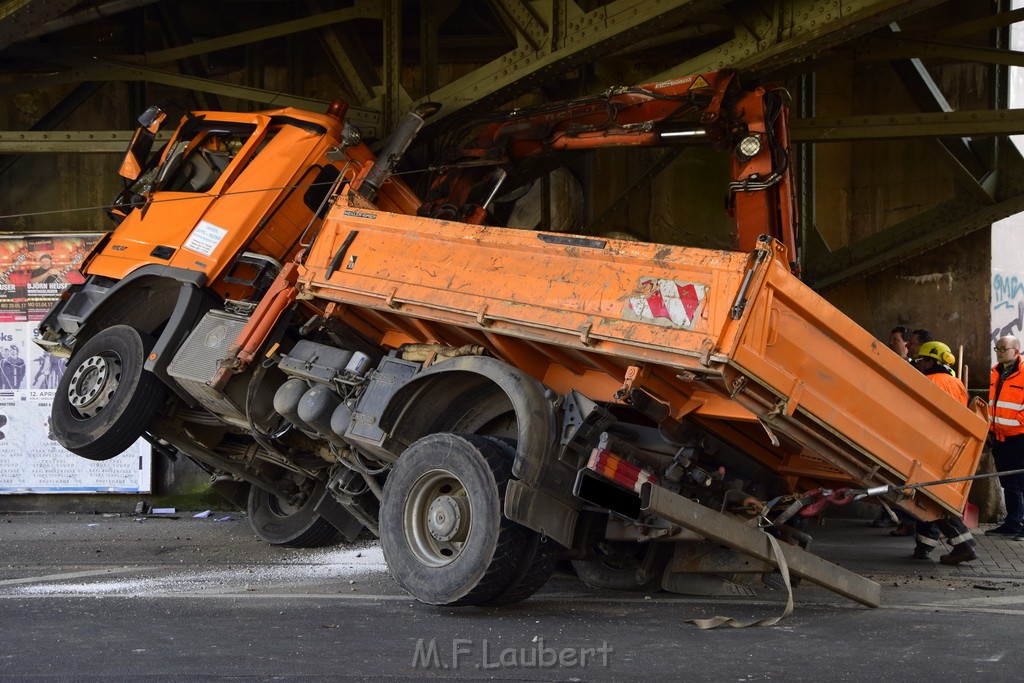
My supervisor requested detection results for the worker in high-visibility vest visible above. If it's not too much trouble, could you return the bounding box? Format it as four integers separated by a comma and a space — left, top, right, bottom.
988, 335, 1024, 539
911, 341, 978, 565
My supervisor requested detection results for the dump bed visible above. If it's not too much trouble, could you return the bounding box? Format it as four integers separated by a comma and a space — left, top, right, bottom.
299, 195, 987, 520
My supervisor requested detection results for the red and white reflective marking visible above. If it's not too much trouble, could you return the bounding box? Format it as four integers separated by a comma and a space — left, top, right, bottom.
625, 278, 706, 328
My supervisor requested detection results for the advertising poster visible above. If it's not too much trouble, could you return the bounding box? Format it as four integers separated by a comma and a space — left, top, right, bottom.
0, 234, 151, 494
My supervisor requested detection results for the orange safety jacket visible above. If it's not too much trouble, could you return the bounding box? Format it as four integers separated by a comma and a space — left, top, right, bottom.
928, 372, 968, 406
989, 358, 1024, 440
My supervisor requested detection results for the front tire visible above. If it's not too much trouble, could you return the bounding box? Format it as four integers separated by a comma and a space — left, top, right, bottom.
379, 433, 557, 606
50, 325, 166, 461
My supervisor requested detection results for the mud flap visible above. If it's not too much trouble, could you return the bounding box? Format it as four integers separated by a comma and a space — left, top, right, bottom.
313, 490, 365, 542
145, 282, 208, 405
504, 479, 576, 548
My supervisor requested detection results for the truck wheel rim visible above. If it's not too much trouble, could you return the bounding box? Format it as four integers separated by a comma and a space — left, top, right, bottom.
404, 469, 471, 567
268, 489, 305, 517
67, 353, 122, 418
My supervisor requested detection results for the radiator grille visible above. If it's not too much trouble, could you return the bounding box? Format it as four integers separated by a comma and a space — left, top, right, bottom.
167, 310, 250, 423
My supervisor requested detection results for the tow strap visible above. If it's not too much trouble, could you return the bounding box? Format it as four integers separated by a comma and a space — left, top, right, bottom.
686, 531, 794, 630
688, 467, 1024, 630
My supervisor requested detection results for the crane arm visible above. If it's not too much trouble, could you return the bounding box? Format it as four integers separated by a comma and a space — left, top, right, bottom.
417, 69, 799, 271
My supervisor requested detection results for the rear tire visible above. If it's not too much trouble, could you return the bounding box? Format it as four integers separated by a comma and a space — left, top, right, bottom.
50, 325, 166, 461
247, 477, 339, 547
379, 433, 557, 606
572, 541, 669, 592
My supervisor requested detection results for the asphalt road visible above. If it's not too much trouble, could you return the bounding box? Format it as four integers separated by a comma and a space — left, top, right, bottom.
2, 512, 1023, 681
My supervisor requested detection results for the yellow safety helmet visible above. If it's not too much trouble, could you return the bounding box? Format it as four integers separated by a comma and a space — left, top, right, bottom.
916, 340, 956, 366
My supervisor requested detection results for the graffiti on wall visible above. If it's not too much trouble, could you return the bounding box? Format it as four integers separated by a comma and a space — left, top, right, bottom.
992, 274, 1024, 342
991, 197, 1024, 367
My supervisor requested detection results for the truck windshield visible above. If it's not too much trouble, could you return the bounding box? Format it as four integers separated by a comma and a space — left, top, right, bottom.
154, 121, 257, 193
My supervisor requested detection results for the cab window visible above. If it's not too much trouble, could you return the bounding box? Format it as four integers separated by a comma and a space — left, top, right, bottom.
155, 122, 256, 193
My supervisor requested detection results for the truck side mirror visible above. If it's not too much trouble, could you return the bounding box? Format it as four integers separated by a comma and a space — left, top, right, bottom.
138, 105, 164, 129
118, 106, 167, 181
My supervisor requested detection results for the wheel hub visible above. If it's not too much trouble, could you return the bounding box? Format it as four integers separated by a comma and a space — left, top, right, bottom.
427, 495, 467, 542
67, 354, 121, 418
403, 469, 472, 567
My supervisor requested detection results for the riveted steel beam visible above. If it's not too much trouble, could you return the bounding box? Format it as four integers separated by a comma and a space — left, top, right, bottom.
0, 81, 104, 176
318, 25, 377, 106
809, 148, 1024, 290
790, 109, 1024, 142
306, 0, 380, 105
157, 2, 221, 112
927, 140, 996, 206
651, 0, 946, 80
885, 31, 986, 181
0, 130, 171, 153
129, 1, 383, 67
417, 0, 726, 127
490, 0, 548, 51
420, 4, 438, 97
0, 0, 34, 20
0, 0, 79, 51
810, 191, 1024, 291
856, 33, 1024, 66
931, 6, 1024, 40
550, 0, 570, 52
383, 0, 402, 132
0, 50, 382, 136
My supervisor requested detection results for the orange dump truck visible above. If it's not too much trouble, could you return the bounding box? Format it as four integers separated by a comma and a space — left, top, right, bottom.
36, 70, 986, 608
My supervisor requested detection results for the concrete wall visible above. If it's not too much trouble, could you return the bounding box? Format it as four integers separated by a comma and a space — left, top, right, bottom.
808, 53, 993, 393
